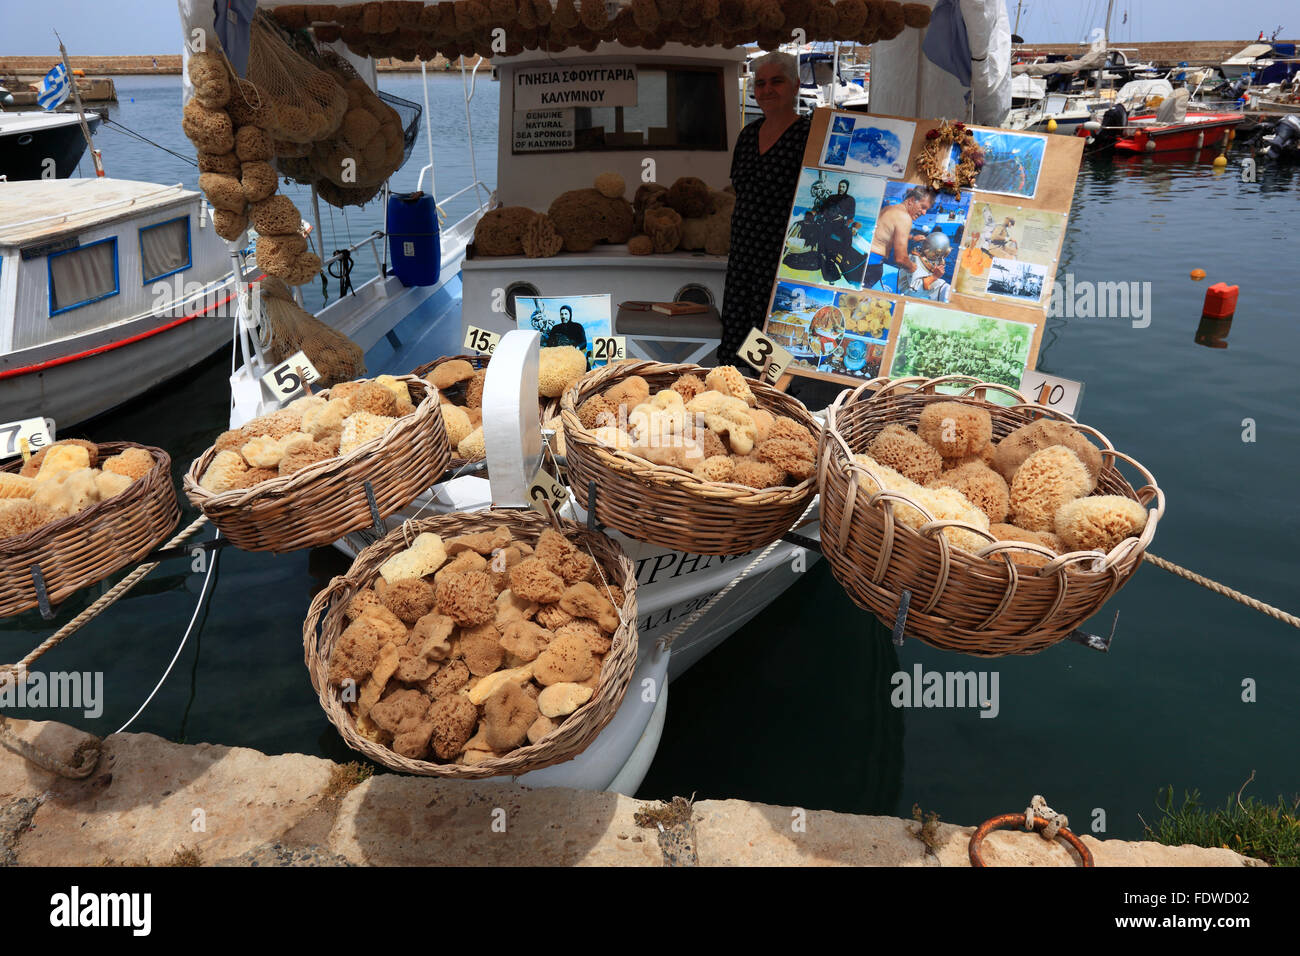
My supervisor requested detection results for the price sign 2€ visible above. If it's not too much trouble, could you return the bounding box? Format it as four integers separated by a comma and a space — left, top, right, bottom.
0, 417, 53, 461
738, 327, 794, 385
464, 326, 501, 355
262, 351, 322, 402
528, 467, 569, 515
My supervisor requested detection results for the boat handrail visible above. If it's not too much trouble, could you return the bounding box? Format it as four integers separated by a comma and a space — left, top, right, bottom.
2, 181, 188, 233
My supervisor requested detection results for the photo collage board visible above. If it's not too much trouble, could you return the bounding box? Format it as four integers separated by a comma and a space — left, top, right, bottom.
762, 109, 1085, 389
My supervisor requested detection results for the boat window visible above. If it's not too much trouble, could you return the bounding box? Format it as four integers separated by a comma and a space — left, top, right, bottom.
48, 237, 118, 316
139, 216, 191, 284
514, 66, 727, 153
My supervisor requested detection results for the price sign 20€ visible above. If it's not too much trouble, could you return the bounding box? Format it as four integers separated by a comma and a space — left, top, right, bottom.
739, 327, 793, 385
262, 351, 322, 401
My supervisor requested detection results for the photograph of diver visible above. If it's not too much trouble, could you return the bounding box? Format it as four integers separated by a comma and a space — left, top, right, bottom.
517, 294, 614, 364
778, 168, 883, 289
865, 182, 971, 303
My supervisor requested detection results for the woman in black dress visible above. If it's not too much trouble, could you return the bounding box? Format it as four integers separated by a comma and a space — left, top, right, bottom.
718, 52, 812, 368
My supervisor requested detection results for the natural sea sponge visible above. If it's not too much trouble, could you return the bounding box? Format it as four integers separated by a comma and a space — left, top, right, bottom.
424, 659, 470, 700
182, 99, 234, 153
411, 611, 456, 661
240, 161, 277, 203
348, 381, 399, 417
527, 714, 557, 744
556, 618, 610, 655
461, 622, 506, 676
534, 528, 595, 584
431, 359, 475, 390
535, 603, 573, 631
257, 231, 307, 263
457, 428, 485, 460
197, 150, 240, 176
732, 457, 785, 489
380, 577, 438, 625
199, 449, 248, 493
508, 557, 566, 604
693, 454, 735, 482
547, 187, 635, 252
987, 523, 1061, 569
867, 424, 943, 485
537, 682, 593, 718
994, 418, 1104, 485
1054, 495, 1148, 553
339, 412, 396, 454
671, 373, 707, 403
499, 620, 551, 664
522, 214, 564, 258
428, 695, 478, 760
379, 532, 447, 583
278, 440, 333, 476
199, 172, 246, 213
605, 375, 650, 413
756, 437, 815, 481
0, 473, 37, 500
301, 399, 349, 440
0, 497, 56, 538
434, 570, 497, 626
704, 365, 757, 407
463, 368, 487, 408
213, 208, 248, 241
559, 581, 619, 633
328, 613, 394, 685
643, 205, 683, 253
440, 404, 473, 450
375, 375, 416, 415
250, 195, 301, 235
101, 447, 154, 481
1009, 445, 1093, 533
346, 589, 385, 622
538, 346, 587, 398
628, 234, 653, 256
278, 250, 322, 286
665, 175, 711, 218
473, 206, 538, 256
484, 681, 538, 751
34, 443, 91, 482
853, 455, 991, 553
578, 394, 618, 430
234, 125, 274, 163
532, 633, 595, 686
466, 664, 535, 706
187, 52, 230, 109
446, 526, 512, 556
92, 470, 132, 500
929, 461, 1010, 524
917, 402, 993, 459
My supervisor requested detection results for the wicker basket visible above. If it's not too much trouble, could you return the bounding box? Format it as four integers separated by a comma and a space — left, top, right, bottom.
412, 354, 560, 471
302, 509, 638, 778
560, 360, 820, 556
183, 375, 450, 553
1, 442, 180, 618
819, 376, 1164, 656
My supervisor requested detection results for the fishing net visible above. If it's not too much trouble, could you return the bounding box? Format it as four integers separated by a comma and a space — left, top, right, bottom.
242, 10, 348, 144
257, 277, 366, 386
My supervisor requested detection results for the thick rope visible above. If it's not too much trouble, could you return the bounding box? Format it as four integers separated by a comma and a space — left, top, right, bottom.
1024, 794, 1067, 841
1146, 552, 1300, 629
0, 723, 101, 779
657, 501, 818, 651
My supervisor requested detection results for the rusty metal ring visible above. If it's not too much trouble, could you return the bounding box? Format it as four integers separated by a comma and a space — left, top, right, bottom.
969, 813, 1094, 867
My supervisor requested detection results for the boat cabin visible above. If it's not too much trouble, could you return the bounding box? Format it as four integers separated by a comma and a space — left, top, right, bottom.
460, 41, 745, 365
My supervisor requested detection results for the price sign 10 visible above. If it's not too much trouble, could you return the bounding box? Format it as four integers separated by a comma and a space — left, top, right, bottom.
1018, 369, 1084, 417
463, 326, 501, 355
0, 417, 53, 461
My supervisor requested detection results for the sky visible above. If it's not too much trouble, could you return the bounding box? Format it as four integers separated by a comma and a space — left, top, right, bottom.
1, 0, 1294, 56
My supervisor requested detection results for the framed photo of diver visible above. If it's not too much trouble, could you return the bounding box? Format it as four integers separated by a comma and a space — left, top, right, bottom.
514, 293, 612, 365
953, 201, 1066, 306
777, 168, 884, 290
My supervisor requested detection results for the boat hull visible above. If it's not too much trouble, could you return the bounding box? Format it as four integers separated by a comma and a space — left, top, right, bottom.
1111, 113, 1243, 153
0, 113, 101, 181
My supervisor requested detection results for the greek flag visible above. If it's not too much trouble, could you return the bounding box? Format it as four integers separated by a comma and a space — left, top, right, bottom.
37, 63, 71, 111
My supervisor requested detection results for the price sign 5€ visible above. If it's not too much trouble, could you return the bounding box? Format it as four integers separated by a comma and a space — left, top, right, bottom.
464, 326, 501, 355
0, 417, 53, 461
528, 467, 569, 515
738, 327, 794, 385
261, 351, 322, 401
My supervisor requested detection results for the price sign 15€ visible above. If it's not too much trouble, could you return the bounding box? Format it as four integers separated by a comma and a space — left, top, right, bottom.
528, 467, 569, 515
0, 417, 53, 461
262, 351, 322, 401
464, 326, 501, 355
738, 327, 794, 385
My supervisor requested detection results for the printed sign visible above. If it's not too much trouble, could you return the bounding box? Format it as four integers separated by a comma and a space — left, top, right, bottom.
590, 335, 627, 363
0, 417, 53, 461
513, 109, 575, 152
463, 325, 501, 355
1019, 369, 1084, 416
738, 327, 794, 385
527, 467, 569, 515
513, 65, 638, 110
261, 351, 321, 400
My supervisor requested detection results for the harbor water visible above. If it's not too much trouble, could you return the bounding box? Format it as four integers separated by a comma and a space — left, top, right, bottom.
2, 75, 1298, 840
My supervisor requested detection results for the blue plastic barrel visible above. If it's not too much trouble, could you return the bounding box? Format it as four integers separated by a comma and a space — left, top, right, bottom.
387, 191, 440, 287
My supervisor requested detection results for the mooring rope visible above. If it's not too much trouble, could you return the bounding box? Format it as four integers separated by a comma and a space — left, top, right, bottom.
1145, 552, 1300, 629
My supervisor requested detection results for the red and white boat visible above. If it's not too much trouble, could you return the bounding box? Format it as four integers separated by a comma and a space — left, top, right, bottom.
1079, 87, 1244, 154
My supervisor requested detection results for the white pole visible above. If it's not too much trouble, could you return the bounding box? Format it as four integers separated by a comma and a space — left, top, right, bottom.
462, 55, 485, 210
54, 31, 103, 176
420, 58, 436, 199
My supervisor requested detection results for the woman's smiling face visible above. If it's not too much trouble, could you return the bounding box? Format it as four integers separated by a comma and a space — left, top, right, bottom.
754, 62, 797, 116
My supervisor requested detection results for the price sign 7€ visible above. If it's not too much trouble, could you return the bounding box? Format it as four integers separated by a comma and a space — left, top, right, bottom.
739, 327, 794, 385
0, 417, 53, 461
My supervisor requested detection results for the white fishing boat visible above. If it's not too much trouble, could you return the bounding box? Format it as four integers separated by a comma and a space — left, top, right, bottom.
0, 177, 246, 426
0, 109, 102, 181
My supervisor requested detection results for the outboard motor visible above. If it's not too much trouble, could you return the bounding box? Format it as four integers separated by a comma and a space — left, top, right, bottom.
1087, 102, 1128, 151
1263, 114, 1300, 161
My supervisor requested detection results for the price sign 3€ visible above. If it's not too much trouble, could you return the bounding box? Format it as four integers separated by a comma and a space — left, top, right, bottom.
738, 327, 794, 386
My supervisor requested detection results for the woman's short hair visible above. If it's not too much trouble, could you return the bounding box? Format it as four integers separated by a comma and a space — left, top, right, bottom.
751, 51, 798, 88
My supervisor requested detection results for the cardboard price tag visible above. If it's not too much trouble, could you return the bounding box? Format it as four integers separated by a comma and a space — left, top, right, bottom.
261, 351, 321, 400
463, 326, 501, 355
0, 417, 53, 461
527, 467, 569, 515
590, 335, 627, 364
1019, 370, 1084, 417
738, 327, 794, 385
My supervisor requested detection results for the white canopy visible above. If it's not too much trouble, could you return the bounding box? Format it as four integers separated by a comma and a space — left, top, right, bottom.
866, 0, 1012, 126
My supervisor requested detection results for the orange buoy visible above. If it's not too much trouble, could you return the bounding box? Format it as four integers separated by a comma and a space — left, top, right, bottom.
1190, 268, 1207, 280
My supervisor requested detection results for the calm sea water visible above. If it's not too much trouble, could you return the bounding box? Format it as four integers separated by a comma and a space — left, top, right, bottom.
4, 75, 1298, 839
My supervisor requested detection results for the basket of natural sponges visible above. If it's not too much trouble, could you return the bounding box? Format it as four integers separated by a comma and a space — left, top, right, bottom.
303, 509, 637, 777
818, 376, 1163, 656
183, 375, 450, 553
413, 353, 567, 470
0, 441, 179, 618
560, 360, 820, 556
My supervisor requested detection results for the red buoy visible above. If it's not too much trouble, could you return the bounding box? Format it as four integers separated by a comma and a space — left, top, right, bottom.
1202, 282, 1239, 319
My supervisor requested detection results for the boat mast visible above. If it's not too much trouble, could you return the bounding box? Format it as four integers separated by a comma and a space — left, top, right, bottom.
54, 30, 104, 177
1094, 0, 1115, 95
